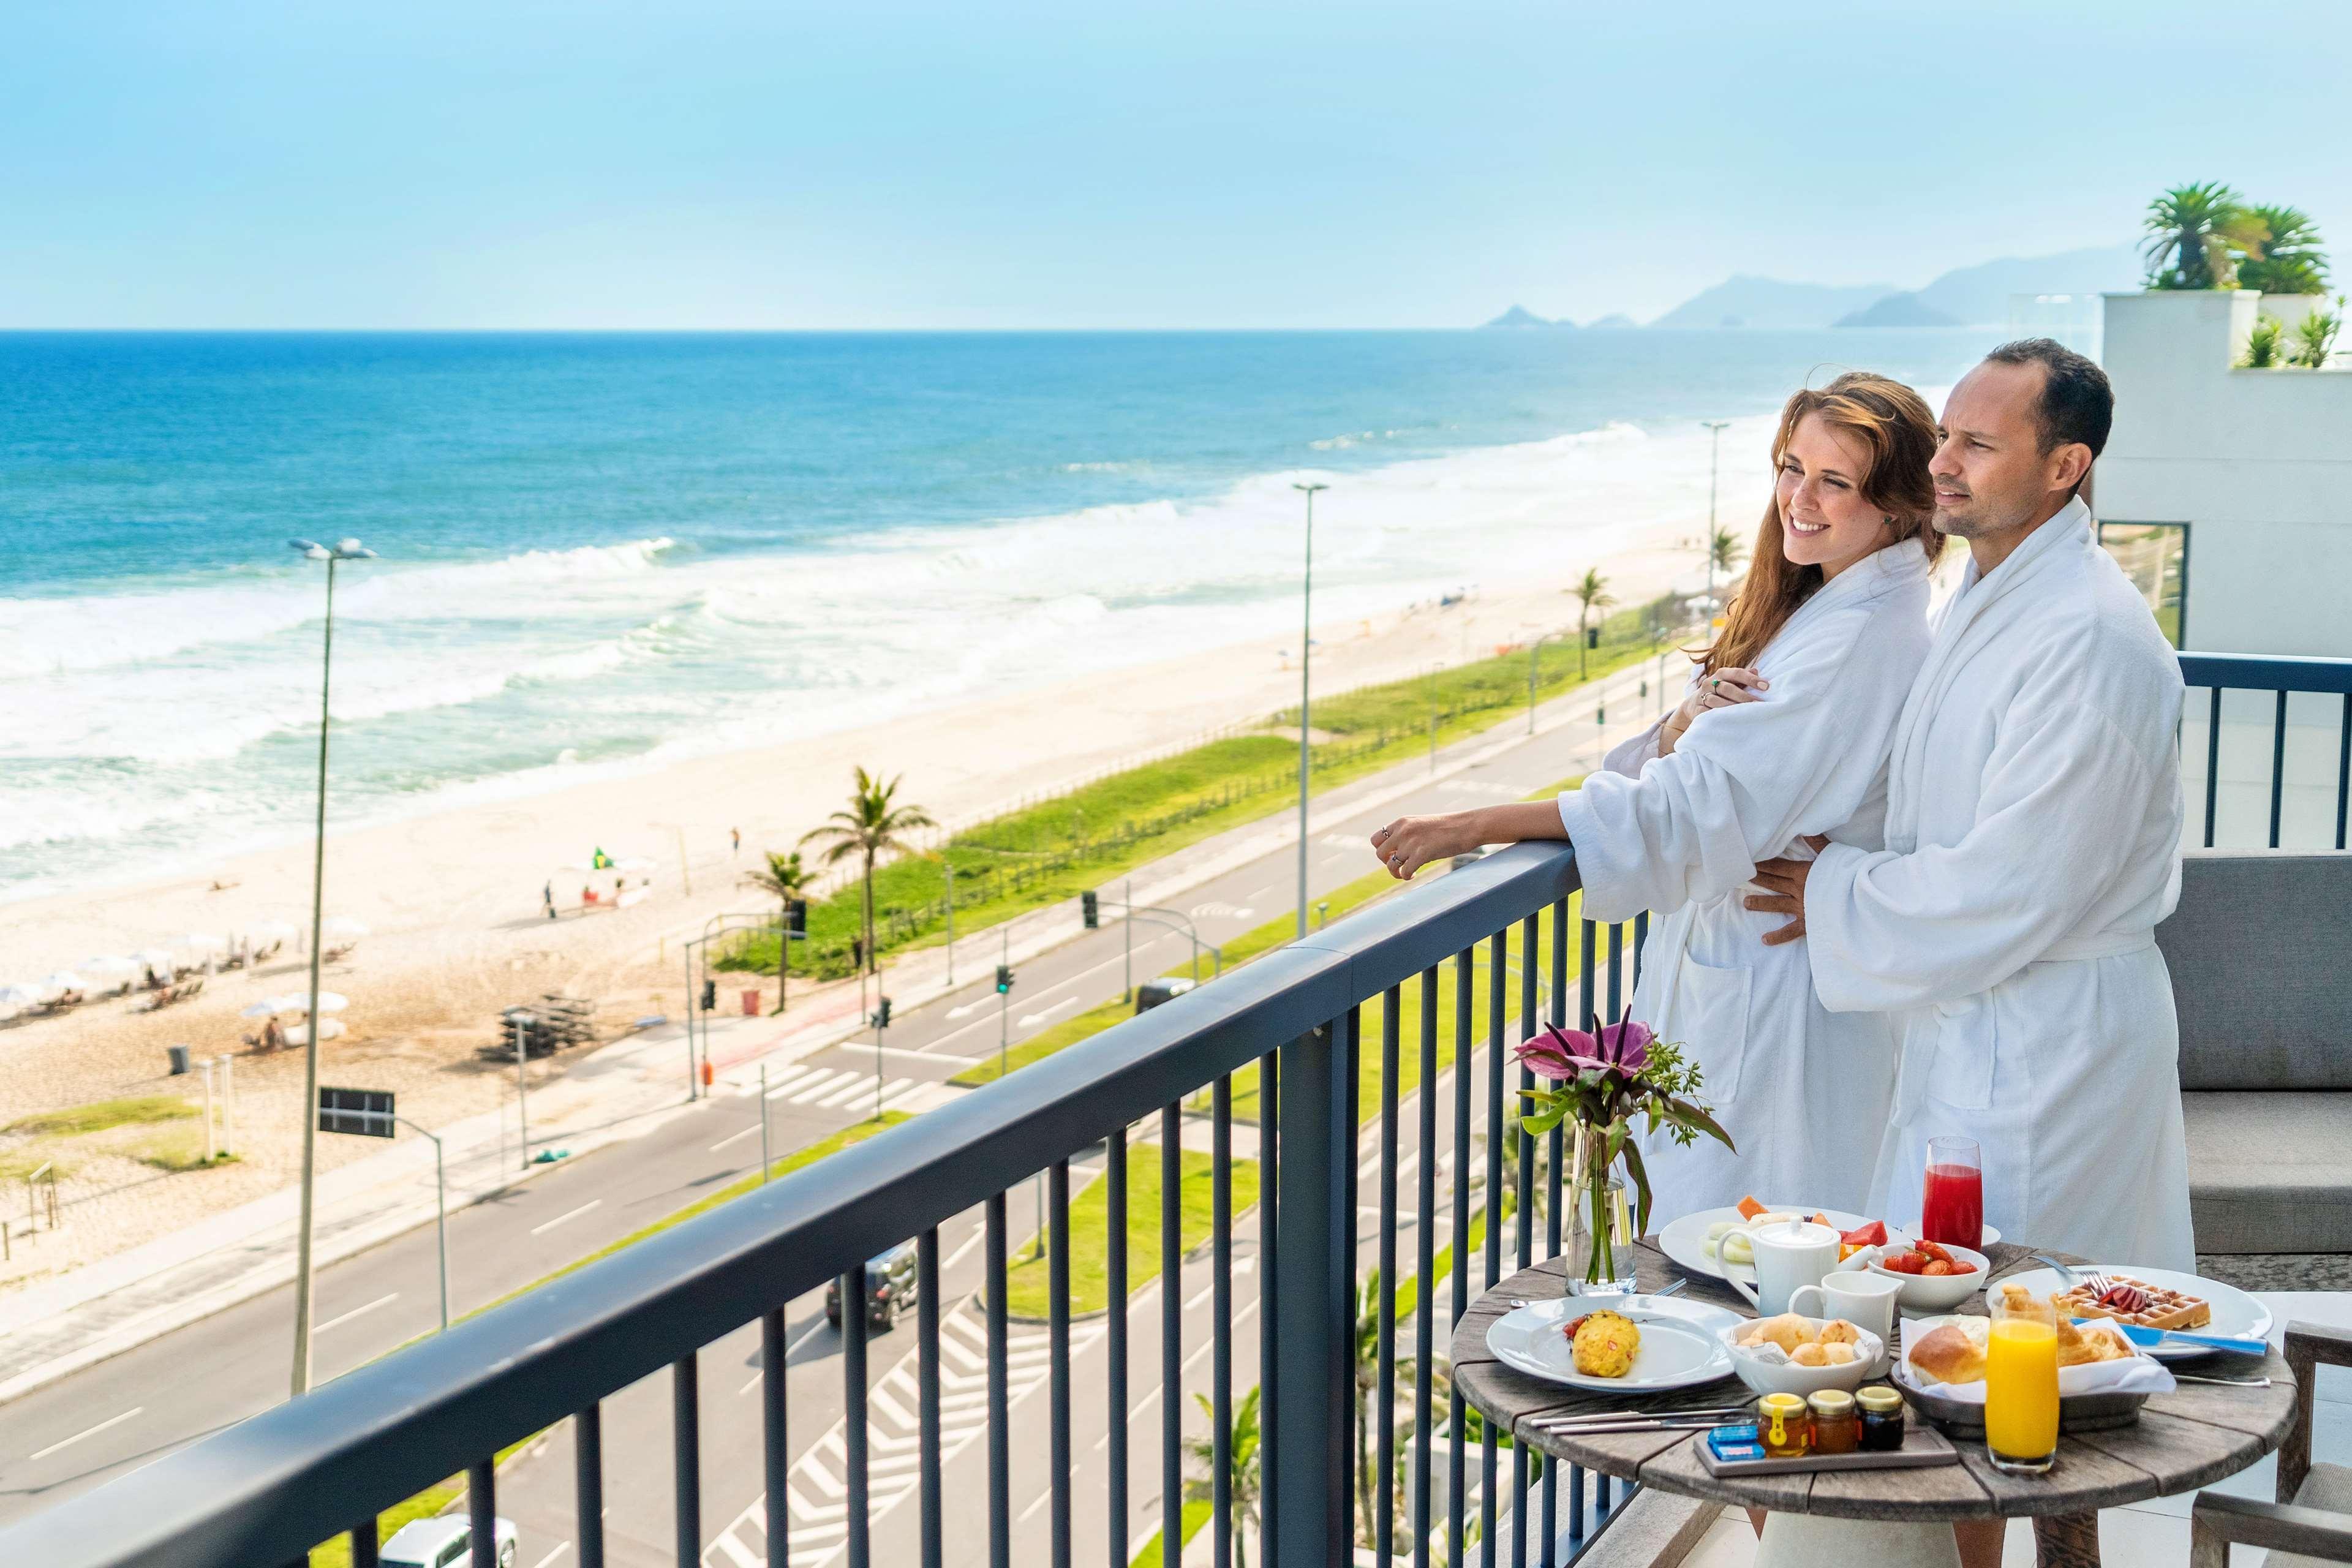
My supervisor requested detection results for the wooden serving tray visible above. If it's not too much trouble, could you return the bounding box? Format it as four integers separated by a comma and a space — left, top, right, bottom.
1896, 1381, 2148, 1438
1697, 1422, 1957, 1477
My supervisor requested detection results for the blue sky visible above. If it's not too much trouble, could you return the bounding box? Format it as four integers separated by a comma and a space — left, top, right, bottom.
7, 1, 2348, 329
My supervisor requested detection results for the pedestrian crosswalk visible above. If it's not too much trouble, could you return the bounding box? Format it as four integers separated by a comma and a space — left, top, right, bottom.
758, 1062, 930, 1116
703, 1300, 1107, 1568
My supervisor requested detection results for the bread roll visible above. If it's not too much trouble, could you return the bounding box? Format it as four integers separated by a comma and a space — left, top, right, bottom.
1818, 1319, 1862, 1347
1747, 1314, 1814, 1354
1822, 1342, 1856, 1365
1790, 1343, 1829, 1366
1908, 1324, 1988, 1385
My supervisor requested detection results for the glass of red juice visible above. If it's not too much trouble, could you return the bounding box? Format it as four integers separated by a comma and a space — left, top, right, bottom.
1921, 1136, 1983, 1249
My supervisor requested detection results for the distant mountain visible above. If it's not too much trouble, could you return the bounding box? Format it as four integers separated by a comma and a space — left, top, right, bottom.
1834, 293, 1960, 328
1482, 304, 1573, 329
1648, 276, 1899, 330
1900, 244, 2141, 326
1583, 312, 1638, 330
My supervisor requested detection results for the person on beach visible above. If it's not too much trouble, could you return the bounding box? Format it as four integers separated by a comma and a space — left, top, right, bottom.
543, 880, 556, 920
1368, 371, 1939, 1221
1744, 340, 2193, 1273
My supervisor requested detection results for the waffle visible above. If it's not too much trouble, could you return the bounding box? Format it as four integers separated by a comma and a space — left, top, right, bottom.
2054, 1275, 2211, 1330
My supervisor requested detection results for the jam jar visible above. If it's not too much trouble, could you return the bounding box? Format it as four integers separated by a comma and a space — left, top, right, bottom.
1856, 1385, 1906, 1452
1807, 1389, 1859, 1455
1756, 1392, 1811, 1458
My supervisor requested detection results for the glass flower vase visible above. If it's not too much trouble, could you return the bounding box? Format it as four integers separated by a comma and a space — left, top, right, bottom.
1567, 1126, 1637, 1295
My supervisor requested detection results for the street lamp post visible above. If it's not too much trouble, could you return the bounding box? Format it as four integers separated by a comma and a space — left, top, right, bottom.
1702, 420, 1730, 623
395, 1114, 450, 1332
287, 536, 374, 1399
1291, 481, 1327, 938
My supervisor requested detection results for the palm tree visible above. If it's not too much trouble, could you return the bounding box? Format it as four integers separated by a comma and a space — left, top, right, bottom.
2143, 182, 2266, 290
742, 850, 810, 1012
1569, 568, 1616, 680
1182, 1386, 1264, 1568
799, 768, 937, 978
1708, 526, 1747, 583
2237, 204, 2330, 296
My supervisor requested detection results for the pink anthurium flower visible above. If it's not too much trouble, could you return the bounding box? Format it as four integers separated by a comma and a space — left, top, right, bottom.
1515, 1019, 1654, 1080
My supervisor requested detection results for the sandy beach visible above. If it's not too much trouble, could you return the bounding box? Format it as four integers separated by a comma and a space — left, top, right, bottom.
0, 418, 1774, 1291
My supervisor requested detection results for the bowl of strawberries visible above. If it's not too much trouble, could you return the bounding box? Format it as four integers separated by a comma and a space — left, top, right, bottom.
1861, 1238, 1989, 1312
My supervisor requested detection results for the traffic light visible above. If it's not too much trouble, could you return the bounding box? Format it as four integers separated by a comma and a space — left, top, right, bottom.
785, 899, 807, 935
873, 996, 893, 1028
700, 979, 717, 1012
995, 964, 1014, 993
1586, 626, 1599, 649
851, 935, 866, 968
1081, 891, 1099, 929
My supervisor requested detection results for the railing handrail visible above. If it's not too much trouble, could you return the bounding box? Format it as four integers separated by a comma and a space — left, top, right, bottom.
0, 840, 1585, 1568
2179, 650, 2352, 694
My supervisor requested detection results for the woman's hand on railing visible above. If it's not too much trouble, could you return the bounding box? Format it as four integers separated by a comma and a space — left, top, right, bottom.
1660, 666, 1766, 755
1371, 801, 1569, 879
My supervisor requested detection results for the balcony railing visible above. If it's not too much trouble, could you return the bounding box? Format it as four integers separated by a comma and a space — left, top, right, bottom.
7, 652, 2348, 1568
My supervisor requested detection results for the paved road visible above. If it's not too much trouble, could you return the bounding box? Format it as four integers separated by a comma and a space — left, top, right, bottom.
0, 657, 1660, 1555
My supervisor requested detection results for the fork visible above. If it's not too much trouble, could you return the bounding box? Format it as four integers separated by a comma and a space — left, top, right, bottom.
2027, 1253, 2080, 1286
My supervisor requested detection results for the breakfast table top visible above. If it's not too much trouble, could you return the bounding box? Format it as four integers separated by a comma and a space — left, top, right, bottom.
1450, 1238, 2295, 1537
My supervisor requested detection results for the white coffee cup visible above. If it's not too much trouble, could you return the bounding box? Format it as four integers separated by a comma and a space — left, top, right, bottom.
1728, 1219, 1840, 1316
1790, 1269, 1904, 1354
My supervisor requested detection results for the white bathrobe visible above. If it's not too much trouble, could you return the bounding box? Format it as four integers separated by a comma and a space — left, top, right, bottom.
1805, 500, 2196, 1270
1558, 543, 1932, 1224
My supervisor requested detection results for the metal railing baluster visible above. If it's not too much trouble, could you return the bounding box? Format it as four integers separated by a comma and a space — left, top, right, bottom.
1163, 1104, 1182, 1568
1344, 1006, 1364, 1548
350, 1519, 378, 1568
1050, 1159, 1073, 1568
988, 1194, 1011, 1568
1377, 987, 1402, 1567
1213, 1076, 1234, 1568
1515, 915, 1535, 1568
468, 1459, 495, 1568
918, 1229, 943, 1568
674, 1353, 701, 1568
1269, 1019, 1349, 1566
1256, 1050, 1278, 1568
1449, 947, 1472, 1568
1108, 1126, 1129, 1568
1607, 920, 1623, 1024
2271, 690, 2290, 848
756, 1319, 782, 1568
2205, 686, 2222, 846
839, 1285, 868, 1568
1483, 930, 1504, 1568
2338, 694, 2351, 850
1413, 966, 1438, 1568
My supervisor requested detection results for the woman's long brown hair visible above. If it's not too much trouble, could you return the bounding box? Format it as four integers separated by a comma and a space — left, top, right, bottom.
1699, 371, 1941, 676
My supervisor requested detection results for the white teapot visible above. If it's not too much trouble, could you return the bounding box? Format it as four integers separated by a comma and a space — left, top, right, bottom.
1727, 1217, 1841, 1316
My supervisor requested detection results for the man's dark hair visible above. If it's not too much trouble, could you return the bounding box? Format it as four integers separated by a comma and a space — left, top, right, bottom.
1983, 337, 2113, 461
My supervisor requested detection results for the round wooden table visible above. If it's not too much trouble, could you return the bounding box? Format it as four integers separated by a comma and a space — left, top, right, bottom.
1451, 1240, 2296, 1568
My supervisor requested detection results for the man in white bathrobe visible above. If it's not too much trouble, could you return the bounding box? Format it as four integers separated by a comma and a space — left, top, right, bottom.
1747, 339, 2196, 1275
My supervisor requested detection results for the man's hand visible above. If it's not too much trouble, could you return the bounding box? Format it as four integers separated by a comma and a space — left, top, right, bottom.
1745, 834, 1830, 946
1369, 812, 1479, 880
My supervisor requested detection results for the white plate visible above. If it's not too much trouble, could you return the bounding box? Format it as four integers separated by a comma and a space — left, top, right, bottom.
1484, 1295, 1745, 1392
1656, 1205, 1892, 1286
1992, 1264, 2274, 1362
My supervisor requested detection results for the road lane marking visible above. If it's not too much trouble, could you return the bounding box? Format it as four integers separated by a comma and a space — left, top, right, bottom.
530, 1199, 601, 1236
1018, 997, 1079, 1028
755, 1065, 817, 1099
946, 1000, 987, 1019
918, 935, 1183, 1053
30, 1406, 143, 1461
710, 1123, 763, 1152
529, 1547, 571, 1568
817, 1075, 902, 1110
315, 1293, 399, 1333
940, 1219, 989, 1271
867, 1043, 979, 1067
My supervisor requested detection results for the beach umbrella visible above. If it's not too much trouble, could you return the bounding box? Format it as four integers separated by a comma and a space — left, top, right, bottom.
284, 1019, 347, 1047
81, 956, 138, 978
614, 857, 655, 873
177, 933, 228, 951
307, 992, 350, 1014
133, 948, 178, 967
0, 984, 45, 1009
251, 920, 300, 940
320, 918, 369, 939
42, 971, 86, 993
241, 1000, 287, 1019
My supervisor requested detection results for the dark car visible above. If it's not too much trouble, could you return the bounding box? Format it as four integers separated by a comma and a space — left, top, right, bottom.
826, 1238, 919, 1330
1133, 977, 1197, 1014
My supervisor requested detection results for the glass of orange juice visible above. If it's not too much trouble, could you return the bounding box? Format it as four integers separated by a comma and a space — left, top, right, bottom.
1985, 1289, 2060, 1472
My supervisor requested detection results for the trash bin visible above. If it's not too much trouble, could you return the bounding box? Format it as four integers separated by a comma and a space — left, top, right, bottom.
741, 989, 760, 1017
167, 1044, 192, 1076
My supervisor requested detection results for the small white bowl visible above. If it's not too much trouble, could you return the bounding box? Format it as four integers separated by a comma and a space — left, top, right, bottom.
1719, 1317, 1885, 1398
1863, 1241, 1992, 1313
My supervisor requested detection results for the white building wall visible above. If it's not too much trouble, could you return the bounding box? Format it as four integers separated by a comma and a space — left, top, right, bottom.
2099, 288, 2352, 658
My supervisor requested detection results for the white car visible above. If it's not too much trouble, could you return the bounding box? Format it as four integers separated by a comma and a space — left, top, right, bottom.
377, 1515, 518, 1568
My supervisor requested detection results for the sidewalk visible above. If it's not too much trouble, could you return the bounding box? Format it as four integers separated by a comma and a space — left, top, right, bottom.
0, 657, 1665, 1407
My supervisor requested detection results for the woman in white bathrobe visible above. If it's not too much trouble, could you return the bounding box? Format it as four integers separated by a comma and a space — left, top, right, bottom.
1370, 372, 1942, 1223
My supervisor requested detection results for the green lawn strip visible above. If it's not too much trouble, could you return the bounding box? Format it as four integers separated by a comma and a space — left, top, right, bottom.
725, 608, 1675, 983
6, 1096, 195, 1136
949, 869, 1405, 1088
1128, 1498, 1215, 1567
311, 1113, 911, 1564
1004, 1143, 1259, 1318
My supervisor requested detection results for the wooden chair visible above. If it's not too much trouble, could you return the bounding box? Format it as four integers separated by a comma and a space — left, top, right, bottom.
2192, 1321, 2352, 1565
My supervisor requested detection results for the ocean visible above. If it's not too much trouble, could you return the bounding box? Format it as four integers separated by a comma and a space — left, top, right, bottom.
0, 328, 1998, 902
